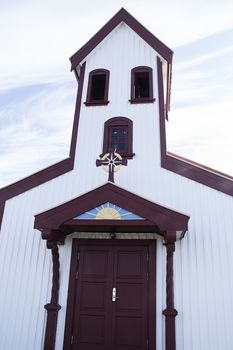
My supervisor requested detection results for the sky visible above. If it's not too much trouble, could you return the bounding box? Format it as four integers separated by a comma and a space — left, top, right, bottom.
0, 0, 232, 187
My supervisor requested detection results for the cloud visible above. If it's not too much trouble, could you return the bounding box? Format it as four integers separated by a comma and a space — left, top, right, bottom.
0, 80, 77, 186
166, 28, 233, 176
170, 29, 233, 107
1, 0, 233, 88
167, 99, 233, 176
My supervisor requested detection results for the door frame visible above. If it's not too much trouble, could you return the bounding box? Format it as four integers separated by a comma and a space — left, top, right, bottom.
63, 239, 156, 350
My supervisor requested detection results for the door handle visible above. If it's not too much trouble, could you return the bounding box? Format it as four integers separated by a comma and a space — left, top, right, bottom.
112, 287, 119, 301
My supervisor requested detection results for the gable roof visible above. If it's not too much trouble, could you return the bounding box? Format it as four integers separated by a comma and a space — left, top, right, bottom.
70, 8, 173, 70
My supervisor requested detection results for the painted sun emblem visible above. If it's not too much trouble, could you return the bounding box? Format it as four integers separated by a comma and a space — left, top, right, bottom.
96, 207, 121, 220
75, 202, 144, 220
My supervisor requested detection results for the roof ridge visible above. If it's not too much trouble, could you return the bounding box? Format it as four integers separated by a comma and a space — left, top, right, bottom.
70, 8, 173, 70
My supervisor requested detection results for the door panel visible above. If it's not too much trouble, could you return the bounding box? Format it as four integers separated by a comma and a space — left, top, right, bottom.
73, 247, 113, 349
116, 250, 144, 277
114, 317, 143, 346
71, 243, 149, 350
112, 247, 148, 350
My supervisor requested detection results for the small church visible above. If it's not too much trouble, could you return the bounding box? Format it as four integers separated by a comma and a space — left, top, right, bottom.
1, 8, 233, 350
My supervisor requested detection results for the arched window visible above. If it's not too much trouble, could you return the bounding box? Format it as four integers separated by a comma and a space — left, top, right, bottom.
129, 66, 155, 103
85, 69, 110, 105
102, 117, 134, 158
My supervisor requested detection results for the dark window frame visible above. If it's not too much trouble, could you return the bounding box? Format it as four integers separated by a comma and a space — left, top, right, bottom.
101, 117, 134, 159
129, 66, 155, 104
85, 69, 110, 106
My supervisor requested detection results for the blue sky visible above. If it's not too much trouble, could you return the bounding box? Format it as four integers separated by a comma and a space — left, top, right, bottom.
0, 0, 232, 187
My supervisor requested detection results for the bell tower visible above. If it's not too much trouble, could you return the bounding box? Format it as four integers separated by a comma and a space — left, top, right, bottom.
69, 8, 172, 191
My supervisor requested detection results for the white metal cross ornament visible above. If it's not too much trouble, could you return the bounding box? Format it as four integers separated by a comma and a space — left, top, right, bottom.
96, 152, 127, 183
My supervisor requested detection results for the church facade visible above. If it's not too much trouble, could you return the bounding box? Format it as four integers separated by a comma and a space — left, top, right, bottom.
0, 8, 233, 350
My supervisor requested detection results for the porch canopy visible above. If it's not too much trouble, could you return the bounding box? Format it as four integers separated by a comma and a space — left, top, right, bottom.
34, 183, 189, 241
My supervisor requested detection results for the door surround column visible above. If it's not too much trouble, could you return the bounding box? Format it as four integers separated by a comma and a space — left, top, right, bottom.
163, 230, 178, 350
43, 237, 61, 350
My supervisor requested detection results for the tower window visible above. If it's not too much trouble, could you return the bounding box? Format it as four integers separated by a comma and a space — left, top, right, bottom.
91, 74, 106, 100
110, 127, 127, 152
134, 71, 150, 98
129, 66, 155, 104
85, 69, 110, 106
102, 117, 134, 159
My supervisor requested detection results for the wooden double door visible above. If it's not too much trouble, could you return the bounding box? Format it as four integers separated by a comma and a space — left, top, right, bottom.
64, 240, 156, 350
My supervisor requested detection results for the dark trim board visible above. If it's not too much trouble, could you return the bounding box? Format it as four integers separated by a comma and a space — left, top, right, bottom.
63, 239, 157, 350
69, 62, 86, 161
62, 218, 159, 234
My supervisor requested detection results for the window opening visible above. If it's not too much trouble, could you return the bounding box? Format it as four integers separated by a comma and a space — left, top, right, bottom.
102, 117, 134, 159
90, 74, 106, 100
130, 66, 154, 103
85, 69, 110, 105
134, 71, 150, 98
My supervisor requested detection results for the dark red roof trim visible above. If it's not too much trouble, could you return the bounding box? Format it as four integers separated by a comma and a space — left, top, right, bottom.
34, 182, 189, 235
157, 56, 233, 196
70, 8, 173, 70
68, 62, 86, 160
0, 62, 86, 228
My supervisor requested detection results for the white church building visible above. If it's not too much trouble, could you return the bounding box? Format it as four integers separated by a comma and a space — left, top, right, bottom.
0, 8, 233, 350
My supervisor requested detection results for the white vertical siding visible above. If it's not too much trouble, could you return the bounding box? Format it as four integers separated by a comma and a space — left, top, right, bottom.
0, 22, 233, 350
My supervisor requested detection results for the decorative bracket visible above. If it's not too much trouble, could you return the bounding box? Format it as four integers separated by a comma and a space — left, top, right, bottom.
41, 229, 65, 245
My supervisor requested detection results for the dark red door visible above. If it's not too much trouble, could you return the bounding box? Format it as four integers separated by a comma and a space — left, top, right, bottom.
71, 243, 149, 350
